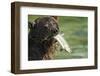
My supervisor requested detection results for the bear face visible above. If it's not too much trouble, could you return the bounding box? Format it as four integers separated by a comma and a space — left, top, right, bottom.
29, 16, 59, 43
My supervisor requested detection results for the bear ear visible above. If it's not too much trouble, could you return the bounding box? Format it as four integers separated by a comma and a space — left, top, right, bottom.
28, 21, 35, 29
34, 17, 40, 24
28, 22, 32, 29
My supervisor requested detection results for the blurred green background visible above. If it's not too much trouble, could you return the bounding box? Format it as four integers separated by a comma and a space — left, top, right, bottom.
28, 15, 88, 59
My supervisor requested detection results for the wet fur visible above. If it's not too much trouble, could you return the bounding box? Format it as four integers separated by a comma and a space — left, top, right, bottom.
28, 16, 59, 60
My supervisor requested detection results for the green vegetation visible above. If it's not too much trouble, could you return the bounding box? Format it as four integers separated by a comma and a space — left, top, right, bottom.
28, 15, 88, 59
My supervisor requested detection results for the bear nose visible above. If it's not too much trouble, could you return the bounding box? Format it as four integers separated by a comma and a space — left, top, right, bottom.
53, 29, 58, 34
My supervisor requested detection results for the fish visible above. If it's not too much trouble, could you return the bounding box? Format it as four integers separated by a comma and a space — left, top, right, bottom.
54, 33, 72, 53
